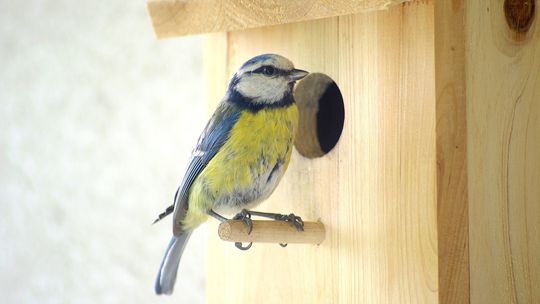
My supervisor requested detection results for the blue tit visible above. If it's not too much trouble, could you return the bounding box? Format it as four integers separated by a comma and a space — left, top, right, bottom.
153, 54, 308, 295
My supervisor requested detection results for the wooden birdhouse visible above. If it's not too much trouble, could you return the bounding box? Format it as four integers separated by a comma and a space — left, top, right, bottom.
147, 0, 540, 303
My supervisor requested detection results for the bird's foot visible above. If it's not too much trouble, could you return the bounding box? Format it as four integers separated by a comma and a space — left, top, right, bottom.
233, 209, 253, 234
276, 213, 305, 232
243, 210, 305, 232
277, 213, 303, 248
231, 210, 305, 250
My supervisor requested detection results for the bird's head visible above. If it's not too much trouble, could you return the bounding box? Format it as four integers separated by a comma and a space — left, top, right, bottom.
227, 54, 308, 107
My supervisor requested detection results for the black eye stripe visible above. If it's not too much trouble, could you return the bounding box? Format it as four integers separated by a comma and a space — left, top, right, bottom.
251, 66, 287, 76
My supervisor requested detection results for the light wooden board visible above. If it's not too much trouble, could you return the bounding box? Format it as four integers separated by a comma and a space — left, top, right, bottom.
466, 0, 540, 303
147, 0, 413, 38
434, 0, 469, 303
206, 2, 438, 303
203, 32, 228, 113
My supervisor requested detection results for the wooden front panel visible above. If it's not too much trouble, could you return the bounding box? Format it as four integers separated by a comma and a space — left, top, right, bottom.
434, 0, 469, 302
466, 0, 540, 303
205, 2, 437, 303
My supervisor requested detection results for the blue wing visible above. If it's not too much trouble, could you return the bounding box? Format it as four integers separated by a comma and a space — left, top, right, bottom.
153, 102, 240, 234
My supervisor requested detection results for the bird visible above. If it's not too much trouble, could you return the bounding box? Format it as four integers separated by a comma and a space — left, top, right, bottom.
153, 54, 308, 295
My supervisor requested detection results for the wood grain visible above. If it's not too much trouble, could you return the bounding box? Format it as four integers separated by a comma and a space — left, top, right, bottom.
218, 220, 325, 244
434, 0, 469, 303
203, 32, 228, 114
147, 0, 413, 38
206, 2, 438, 303
466, 1, 540, 303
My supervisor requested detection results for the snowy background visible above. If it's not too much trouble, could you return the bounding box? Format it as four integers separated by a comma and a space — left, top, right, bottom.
0, 1, 208, 303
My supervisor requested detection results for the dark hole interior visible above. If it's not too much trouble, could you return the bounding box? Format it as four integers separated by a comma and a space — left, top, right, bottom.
316, 81, 345, 154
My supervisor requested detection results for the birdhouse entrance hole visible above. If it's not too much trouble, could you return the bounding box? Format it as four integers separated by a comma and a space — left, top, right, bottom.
294, 73, 345, 158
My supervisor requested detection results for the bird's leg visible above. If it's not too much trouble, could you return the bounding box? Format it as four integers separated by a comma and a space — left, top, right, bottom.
208, 209, 228, 222
208, 209, 253, 251
237, 209, 304, 232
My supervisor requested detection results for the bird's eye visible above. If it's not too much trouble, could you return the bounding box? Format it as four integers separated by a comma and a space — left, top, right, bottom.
261, 66, 275, 76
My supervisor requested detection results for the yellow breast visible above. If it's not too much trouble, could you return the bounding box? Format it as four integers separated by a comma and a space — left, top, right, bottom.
183, 104, 298, 229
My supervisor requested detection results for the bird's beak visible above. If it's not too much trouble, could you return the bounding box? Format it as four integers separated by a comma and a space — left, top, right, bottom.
289, 69, 309, 81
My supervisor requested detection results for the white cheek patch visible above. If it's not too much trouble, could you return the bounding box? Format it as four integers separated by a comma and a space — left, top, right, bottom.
236, 76, 290, 104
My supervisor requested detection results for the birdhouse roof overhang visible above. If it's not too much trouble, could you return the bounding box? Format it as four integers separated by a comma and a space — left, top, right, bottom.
147, 0, 413, 38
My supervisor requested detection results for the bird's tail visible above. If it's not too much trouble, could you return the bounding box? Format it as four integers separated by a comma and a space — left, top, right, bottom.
155, 232, 192, 295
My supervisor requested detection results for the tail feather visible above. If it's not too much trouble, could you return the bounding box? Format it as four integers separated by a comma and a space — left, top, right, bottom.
152, 205, 174, 224
155, 232, 192, 295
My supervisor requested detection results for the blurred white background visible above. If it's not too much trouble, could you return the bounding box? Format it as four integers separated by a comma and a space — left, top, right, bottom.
0, 1, 208, 303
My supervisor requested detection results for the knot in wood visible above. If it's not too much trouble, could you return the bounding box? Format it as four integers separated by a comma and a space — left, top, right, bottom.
504, 0, 535, 33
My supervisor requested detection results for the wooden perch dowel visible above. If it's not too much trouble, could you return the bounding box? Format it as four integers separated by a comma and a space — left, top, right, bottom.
218, 220, 325, 245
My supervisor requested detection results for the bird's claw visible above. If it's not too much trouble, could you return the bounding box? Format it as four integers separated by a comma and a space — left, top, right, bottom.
232, 210, 254, 251
233, 209, 253, 234
277, 213, 304, 231
235, 242, 253, 251
276, 213, 304, 248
